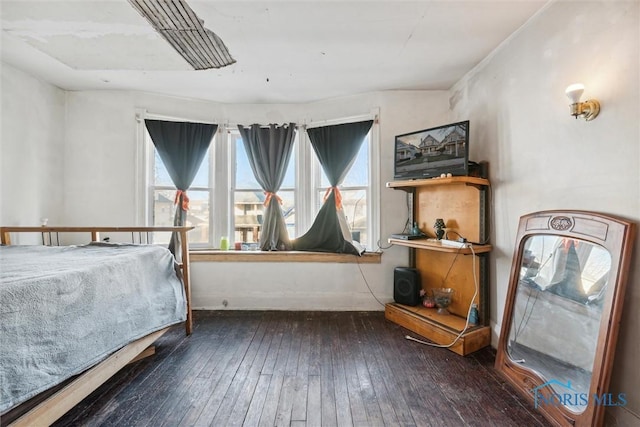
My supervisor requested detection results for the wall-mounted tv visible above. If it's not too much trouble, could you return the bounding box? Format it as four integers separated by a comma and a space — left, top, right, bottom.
394, 120, 469, 180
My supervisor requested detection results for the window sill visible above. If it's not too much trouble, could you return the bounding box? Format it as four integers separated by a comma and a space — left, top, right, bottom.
189, 250, 382, 264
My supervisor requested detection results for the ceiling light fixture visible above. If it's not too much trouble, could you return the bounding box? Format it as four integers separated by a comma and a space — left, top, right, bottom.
565, 83, 600, 121
128, 0, 235, 70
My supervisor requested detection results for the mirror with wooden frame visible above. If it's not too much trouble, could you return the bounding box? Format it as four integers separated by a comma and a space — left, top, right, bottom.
495, 210, 635, 427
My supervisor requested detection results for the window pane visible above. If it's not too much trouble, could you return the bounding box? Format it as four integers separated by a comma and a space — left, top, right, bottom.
152, 142, 210, 188
235, 133, 296, 190
187, 190, 211, 245
281, 139, 296, 189
235, 135, 260, 190
233, 190, 296, 244
317, 188, 368, 247
153, 189, 176, 227
152, 189, 176, 244
153, 189, 210, 245
190, 149, 210, 188
154, 152, 174, 187
320, 133, 369, 187
234, 190, 263, 244
279, 190, 296, 239
342, 189, 368, 247
343, 138, 369, 187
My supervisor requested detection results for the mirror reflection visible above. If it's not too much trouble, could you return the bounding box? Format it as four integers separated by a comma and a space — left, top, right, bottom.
507, 235, 611, 413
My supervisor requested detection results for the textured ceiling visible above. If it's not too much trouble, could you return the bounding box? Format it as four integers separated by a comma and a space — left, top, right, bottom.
0, 0, 548, 103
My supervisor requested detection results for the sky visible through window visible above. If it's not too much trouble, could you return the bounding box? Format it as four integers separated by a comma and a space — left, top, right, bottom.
320, 138, 369, 187
235, 138, 296, 189
155, 150, 209, 200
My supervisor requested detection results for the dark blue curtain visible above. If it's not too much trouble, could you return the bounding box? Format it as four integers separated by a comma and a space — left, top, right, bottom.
145, 119, 217, 255
293, 120, 373, 255
237, 123, 297, 250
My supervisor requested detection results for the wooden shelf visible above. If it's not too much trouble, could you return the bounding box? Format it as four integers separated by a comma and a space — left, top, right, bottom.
385, 169, 491, 356
385, 303, 490, 356
388, 238, 491, 254
386, 176, 490, 190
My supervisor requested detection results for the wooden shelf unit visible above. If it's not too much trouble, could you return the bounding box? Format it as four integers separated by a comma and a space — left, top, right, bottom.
385, 175, 491, 356
387, 237, 491, 254
385, 303, 491, 356
386, 176, 489, 190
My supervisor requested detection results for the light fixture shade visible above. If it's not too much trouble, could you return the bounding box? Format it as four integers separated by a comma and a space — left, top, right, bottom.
128, 0, 235, 70
565, 83, 585, 104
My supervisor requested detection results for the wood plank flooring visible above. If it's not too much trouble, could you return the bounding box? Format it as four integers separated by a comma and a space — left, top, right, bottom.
53, 311, 550, 426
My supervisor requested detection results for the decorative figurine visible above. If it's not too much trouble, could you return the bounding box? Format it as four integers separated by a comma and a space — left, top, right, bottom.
433, 218, 446, 240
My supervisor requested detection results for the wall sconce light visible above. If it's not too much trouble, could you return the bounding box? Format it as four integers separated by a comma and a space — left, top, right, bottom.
565, 83, 600, 121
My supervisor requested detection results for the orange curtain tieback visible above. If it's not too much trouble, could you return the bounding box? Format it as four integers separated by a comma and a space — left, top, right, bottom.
561, 238, 578, 251
264, 191, 283, 207
323, 186, 343, 210
174, 190, 190, 211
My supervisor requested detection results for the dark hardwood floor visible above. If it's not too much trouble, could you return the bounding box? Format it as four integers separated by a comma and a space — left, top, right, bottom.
54, 311, 550, 426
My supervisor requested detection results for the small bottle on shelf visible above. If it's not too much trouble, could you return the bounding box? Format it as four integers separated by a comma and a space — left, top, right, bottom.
411, 221, 421, 236
469, 303, 479, 325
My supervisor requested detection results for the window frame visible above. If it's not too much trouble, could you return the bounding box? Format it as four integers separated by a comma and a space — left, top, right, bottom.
137, 109, 380, 252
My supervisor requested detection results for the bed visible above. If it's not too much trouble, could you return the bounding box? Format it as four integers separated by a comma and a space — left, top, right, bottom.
0, 226, 193, 426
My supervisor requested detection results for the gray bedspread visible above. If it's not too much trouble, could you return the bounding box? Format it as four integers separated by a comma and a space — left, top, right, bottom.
0, 243, 186, 413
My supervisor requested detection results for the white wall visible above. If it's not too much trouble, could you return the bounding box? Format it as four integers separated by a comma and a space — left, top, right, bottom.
63, 91, 137, 225
62, 89, 450, 310
0, 63, 65, 232
450, 1, 639, 424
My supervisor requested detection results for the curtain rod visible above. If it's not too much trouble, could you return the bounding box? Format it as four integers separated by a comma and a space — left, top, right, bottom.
304, 113, 378, 130
136, 112, 379, 129
135, 110, 217, 125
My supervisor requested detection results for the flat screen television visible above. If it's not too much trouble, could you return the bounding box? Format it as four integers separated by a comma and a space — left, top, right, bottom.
394, 120, 469, 180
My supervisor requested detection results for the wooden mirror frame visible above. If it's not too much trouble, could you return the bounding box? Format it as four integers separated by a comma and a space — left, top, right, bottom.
495, 210, 635, 427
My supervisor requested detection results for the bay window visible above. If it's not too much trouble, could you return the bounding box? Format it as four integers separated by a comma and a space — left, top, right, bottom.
142, 113, 379, 252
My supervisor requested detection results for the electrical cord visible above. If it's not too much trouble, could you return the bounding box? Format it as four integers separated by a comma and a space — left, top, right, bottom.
377, 190, 413, 251
405, 244, 479, 348
361, 188, 415, 301
376, 238, 393, 250
355, 255, 387, 308
440, 245, 462, 285
445, 229, 464, 241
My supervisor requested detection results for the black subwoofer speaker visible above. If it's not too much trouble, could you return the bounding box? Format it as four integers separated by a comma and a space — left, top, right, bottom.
393, 267, 421, 306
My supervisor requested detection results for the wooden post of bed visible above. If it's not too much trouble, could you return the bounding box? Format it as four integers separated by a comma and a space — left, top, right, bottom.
178, 228, 193, 335
1, 229, 11, 245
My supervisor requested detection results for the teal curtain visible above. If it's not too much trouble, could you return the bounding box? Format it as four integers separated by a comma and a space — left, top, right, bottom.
145, 119, 217, 255
237, 123, 297, 250
293, 120, 373, 255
